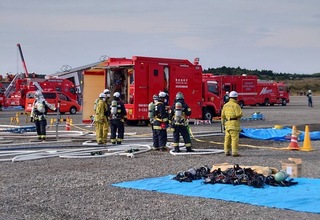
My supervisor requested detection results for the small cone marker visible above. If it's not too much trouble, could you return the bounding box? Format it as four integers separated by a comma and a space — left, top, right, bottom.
287, 126, 300, 150
300, 125, 314, 151
65, 116, 71, 131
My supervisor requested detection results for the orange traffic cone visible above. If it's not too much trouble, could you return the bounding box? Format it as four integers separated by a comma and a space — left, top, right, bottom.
287, 126, 300, 150
65, 117, 71, 131
300, 125, 314, 151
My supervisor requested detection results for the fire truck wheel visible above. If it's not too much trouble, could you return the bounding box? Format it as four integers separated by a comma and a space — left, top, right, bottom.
70, 106, 77, 114
202, 108, 214, 122
263, 98, 270, 106
281, 99, 287, 106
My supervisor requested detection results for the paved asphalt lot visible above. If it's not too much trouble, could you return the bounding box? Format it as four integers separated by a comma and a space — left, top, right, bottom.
1, 96, 320, 220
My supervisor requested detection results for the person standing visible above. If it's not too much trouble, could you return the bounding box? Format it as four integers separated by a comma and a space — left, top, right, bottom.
102, 89, 111, 143
221, 91, 243, 157
148, 94, 159, 149
306, 90, 313, 107
223, 91, 230, 104
94, 93, 108, 144
30, 90, 57, 141
152, 91, 169, 151
169, 92, 194, 153
110, 92, 127, 145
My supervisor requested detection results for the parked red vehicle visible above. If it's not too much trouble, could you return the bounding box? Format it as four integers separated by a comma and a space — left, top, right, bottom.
81, 56, 290, 124
202, 74, 290, 108
0, 82, 6, 109
25, 91, 81, 114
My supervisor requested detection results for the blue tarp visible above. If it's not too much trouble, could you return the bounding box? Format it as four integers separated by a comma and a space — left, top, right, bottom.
113, 175, 320, 214
240, 127, 320, 142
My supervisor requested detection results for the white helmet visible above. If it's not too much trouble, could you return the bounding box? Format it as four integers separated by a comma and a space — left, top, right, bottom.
35, 90, 42, 98
103, 89, 111, 97
308, 90, 312, 93
113, 92, 120, 98
226, 91, 229, 95
159, 91, 166, 98
99, 93, 106, 98
229, 91, 238, 98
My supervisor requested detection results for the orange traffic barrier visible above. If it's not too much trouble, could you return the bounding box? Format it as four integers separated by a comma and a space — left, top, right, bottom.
286, 126, 300, 150
300, 125, 314, 151
65, 116, 71, 131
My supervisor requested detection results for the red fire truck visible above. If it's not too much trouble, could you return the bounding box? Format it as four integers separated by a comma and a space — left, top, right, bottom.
4, 43, 78, 108
256, 80, 290, 106
81, 56, 290, 124
0, 82, 6, 109
82, 56, 221, 124
202, 74, 290, 108
5, 75, 77, 107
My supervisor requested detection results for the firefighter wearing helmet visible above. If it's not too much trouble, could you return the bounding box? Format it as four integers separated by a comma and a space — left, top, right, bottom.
223, 91, 230, 104
148, 94, 159, 147
152, 91, 169, 151
94, 93, 108, 144
169, 92, 194, 152
102, 89, 111, 141
221, 91, 243, 157
30, 90, 57, 141
306, 89, 313, 107
110, 92, 127, 145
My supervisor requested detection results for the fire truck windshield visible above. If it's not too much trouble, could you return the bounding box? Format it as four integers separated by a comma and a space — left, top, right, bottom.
207, 81, 218, 95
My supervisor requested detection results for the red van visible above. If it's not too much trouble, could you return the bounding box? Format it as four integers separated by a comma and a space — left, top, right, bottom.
25, 91, 81, 114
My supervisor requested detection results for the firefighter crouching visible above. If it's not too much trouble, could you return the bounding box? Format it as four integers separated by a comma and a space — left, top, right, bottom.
110, 92, 127, 145
152, 91, 169, 151
94, 93, 108, 144
221, 91, 243, 157
169, 92, 194, 153
30, 90, 57, 141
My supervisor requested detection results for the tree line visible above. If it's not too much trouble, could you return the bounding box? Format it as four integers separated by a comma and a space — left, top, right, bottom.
204, 66, 319, 81
203, 66, 320, 94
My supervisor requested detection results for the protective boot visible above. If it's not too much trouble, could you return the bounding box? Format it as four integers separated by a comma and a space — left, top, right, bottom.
186, 147, 194, 152
173, 146, 180, 153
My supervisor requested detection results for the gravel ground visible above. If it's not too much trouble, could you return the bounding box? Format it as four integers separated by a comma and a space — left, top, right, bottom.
1, 96, 320, 220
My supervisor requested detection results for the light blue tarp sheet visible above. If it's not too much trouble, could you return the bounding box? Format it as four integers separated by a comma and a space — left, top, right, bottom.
113, 175, 320, 214
240, 127, 320, 142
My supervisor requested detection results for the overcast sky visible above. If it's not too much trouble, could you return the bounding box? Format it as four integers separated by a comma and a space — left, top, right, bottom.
1, 0, 320, 75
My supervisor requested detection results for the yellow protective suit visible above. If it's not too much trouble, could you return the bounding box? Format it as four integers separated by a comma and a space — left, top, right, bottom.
221, 98, 243, 156
94, 99, 108, 144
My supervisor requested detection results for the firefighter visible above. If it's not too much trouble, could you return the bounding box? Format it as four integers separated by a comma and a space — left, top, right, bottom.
306, 90, 313, 107
102, 89, 111, 143
152, 91, 169, 151
30, 90, 57, 141
221, 91, 243, 157
110, 92, 127, 144
169, 92, 194, 153
103, 89, 111, 105
148, 94, 161, 149
94, 93, 108, 144
223, 91, 229, 104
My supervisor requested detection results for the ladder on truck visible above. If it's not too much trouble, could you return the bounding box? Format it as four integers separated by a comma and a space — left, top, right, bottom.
32, 81, 42, 91
4, 73, 24, 98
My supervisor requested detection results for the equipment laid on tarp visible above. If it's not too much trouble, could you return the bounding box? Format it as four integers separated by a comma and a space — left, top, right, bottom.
113, 175, 320, 214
